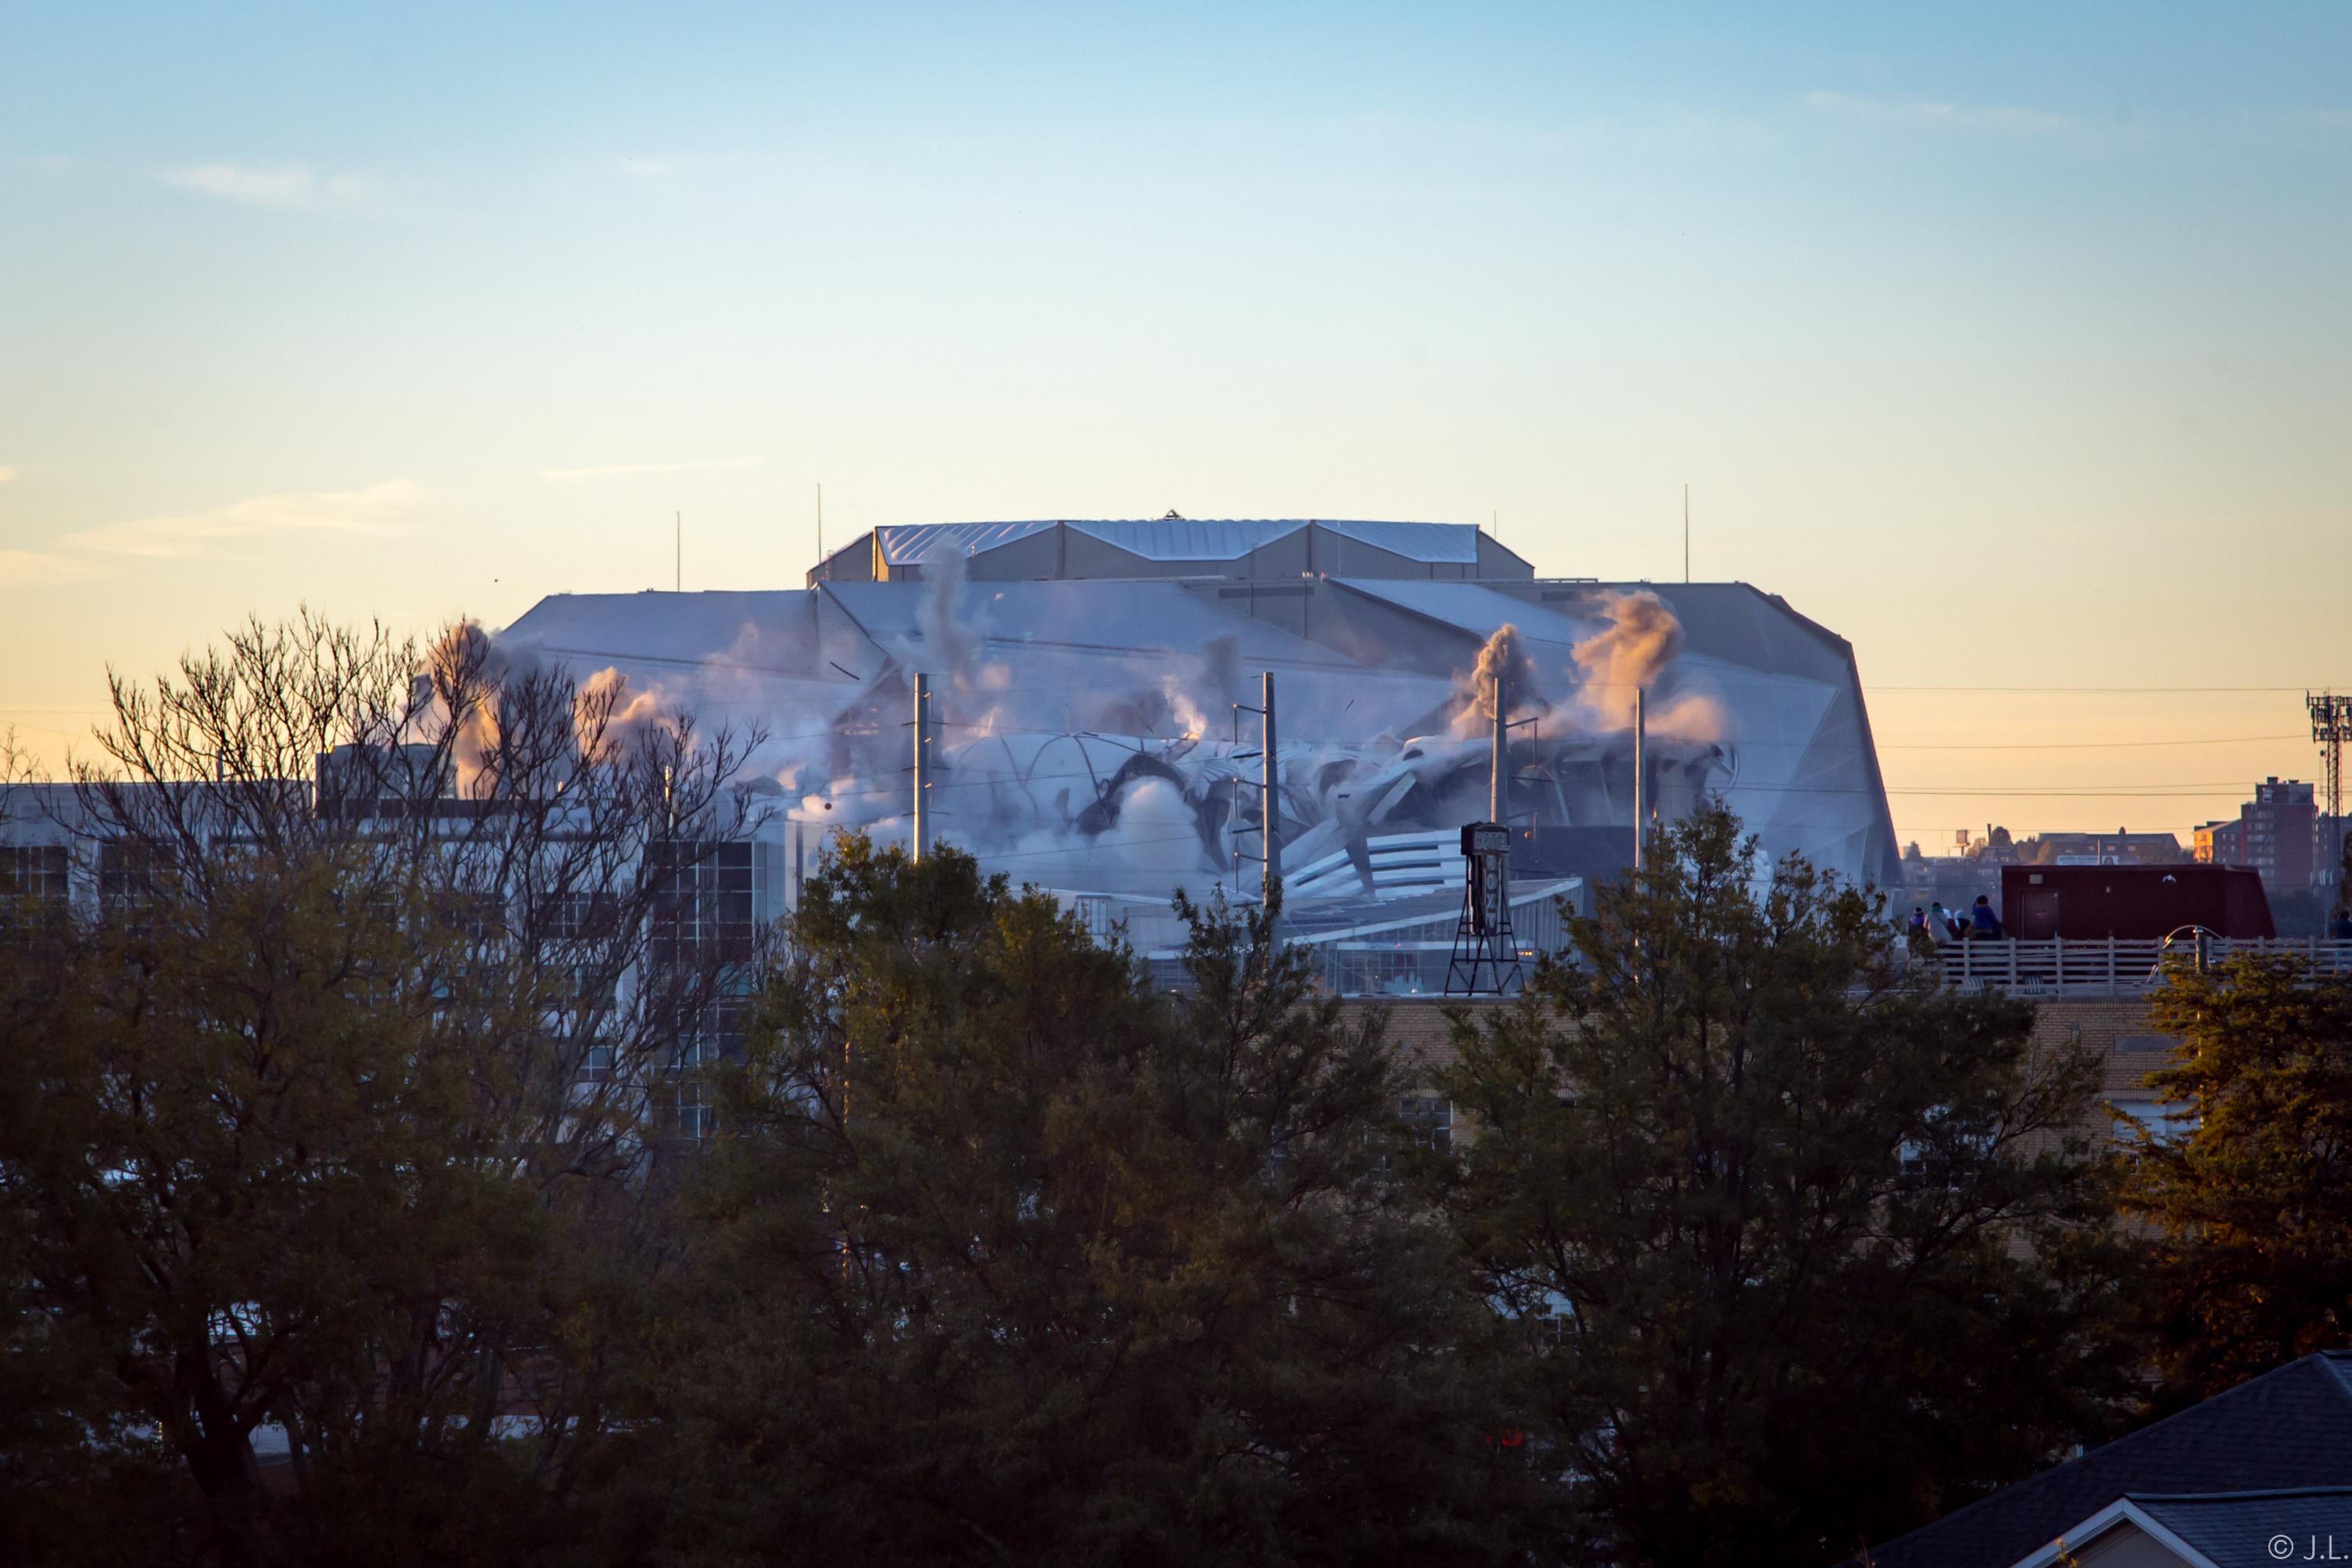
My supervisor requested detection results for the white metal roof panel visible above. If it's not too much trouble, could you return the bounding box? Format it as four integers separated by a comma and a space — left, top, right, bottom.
874, 519, 1060, 565
1065, 517, 1307, 561
1319, 519, 1481, 563
869, 518, 1484, 568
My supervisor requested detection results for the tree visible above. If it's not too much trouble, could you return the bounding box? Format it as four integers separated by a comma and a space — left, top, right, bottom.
1436, 806, 2133, 1568
0, 613, 764, 1566
630, 837, 1522, 1565
2124, 953, 2352, 1403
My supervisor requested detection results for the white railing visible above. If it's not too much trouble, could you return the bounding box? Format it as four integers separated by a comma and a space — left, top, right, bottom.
1926, 937, 2352, 996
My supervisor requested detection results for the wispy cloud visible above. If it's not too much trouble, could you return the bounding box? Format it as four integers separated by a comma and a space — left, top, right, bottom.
1802, 90, 2077, 136
539, 456, 765, 483
157, 162, 373, 212
2277, 107, 2352, 132
0, 550, 94, 586
64, 481, 425, 561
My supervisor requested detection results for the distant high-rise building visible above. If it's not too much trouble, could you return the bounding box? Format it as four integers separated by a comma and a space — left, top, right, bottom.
2249, 776, 2318, 890
2202, 777, 2318, 891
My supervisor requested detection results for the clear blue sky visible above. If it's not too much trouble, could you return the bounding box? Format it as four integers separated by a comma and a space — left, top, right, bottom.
3, 3, 2348, 844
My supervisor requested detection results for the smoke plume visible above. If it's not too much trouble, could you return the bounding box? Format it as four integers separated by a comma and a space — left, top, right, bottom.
1161, 633, 1240, 740
576, 666, 673, 757
913, 548, 989, 695
1454, 622, 1548, 734
426, 619, 502, 790
1570, 591, 1683, 730
1559, 590, 1728, 742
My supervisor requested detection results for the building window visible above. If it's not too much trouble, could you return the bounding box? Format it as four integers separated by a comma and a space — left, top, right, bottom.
1399, 1095, 1454, 1152
0, 844, 69, 906
2112, 1098, 2193, 1145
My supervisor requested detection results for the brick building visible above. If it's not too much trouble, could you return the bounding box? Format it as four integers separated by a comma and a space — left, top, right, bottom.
2198, 777, 2318, 893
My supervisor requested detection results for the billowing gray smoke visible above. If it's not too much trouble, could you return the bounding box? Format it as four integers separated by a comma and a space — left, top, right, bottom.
1457, 622, 1548, 731
912, 548, 989, 698
1566, 590, 1723, 741
1162, 633, 1241, 739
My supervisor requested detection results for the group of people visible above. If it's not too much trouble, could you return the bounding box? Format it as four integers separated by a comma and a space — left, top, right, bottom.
1905, 895, 2003, 951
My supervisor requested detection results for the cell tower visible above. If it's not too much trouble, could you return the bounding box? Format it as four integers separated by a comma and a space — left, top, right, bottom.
2313, 691, 2350, 820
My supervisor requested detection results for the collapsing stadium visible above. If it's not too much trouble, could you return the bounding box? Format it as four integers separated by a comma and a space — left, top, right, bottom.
493, 518, 1898, 993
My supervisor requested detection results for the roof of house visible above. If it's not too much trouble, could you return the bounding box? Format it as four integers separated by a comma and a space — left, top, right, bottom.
1866, 1352, 2352, 1568
2010, 1487, 2352, 1568
2129, 1488, 2352, 1568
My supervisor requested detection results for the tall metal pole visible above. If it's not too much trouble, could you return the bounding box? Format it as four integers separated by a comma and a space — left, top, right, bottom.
1489, 664, 1508, 824
1632, 686, 1647, 873
1488, 662, 1511, 951
1260, 670, 1279, 910
912, 672, 931, 862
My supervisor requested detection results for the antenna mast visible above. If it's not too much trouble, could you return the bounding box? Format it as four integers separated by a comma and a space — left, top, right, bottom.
2314, 692, 2348, 897
2313, 691, 2350, 819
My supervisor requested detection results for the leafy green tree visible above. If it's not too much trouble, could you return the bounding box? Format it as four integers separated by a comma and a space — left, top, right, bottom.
631, 837, 1521, 1566
2124, 953, 2352, 1403
1437, 806, 2133, 1568
0, 851, 561, 1566
0, 614, 763, 1566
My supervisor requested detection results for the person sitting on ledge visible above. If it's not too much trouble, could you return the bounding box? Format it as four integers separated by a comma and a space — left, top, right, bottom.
1970, 894, 2005, 939
1906, 906, 1935, 953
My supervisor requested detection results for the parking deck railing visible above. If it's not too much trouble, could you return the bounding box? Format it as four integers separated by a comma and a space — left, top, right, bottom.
1926, 936, 2352, 996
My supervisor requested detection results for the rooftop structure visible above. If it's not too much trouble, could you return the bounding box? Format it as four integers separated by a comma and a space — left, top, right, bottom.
808, 516, 1534, 584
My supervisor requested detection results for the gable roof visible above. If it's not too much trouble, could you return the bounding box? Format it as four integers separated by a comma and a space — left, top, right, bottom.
2011, 1488, 2352, 1568
1866, 1352, 2352, 1568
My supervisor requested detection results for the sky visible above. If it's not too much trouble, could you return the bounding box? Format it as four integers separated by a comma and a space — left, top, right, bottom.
2, 2, 2348, 848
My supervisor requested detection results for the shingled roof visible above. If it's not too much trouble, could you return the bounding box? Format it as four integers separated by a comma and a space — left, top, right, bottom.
1864, 1352, 2352, 1568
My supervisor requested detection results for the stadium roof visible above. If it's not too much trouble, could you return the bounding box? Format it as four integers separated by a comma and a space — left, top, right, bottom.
815, 517, 1530, 586
870, 517, 1486, 567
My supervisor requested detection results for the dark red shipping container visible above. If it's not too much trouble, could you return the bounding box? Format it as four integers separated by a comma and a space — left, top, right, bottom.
2000, 863, 2275, 941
